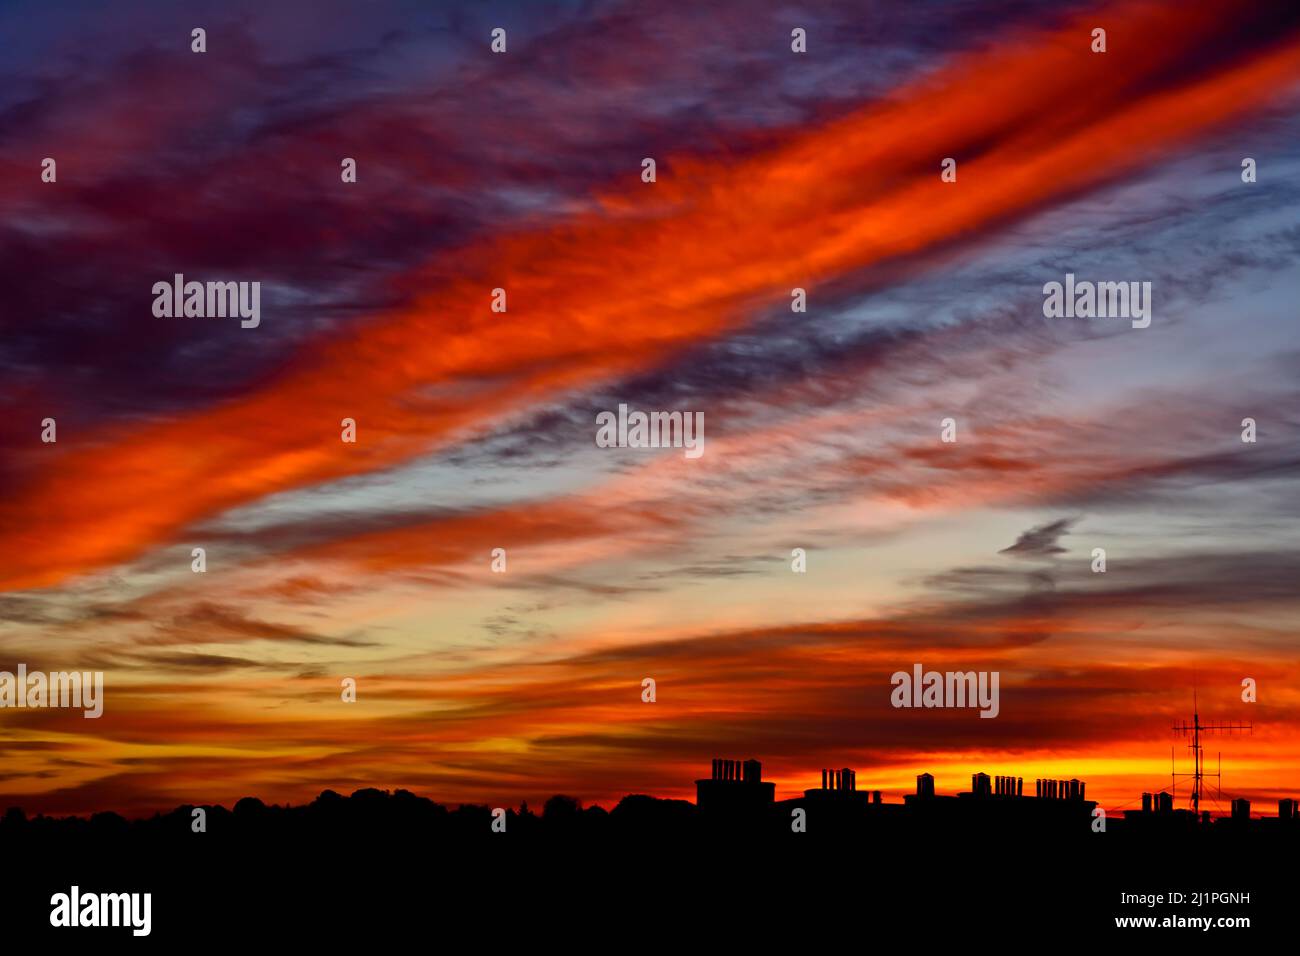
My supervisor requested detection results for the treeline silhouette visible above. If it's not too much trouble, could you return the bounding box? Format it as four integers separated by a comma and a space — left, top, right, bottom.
6, 785, 1298, 843
1, 789, 703, 844
6, 784, 1297, 863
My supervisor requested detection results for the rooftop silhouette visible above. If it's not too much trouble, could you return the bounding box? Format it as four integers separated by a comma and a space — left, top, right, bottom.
5, 757, 1293, 843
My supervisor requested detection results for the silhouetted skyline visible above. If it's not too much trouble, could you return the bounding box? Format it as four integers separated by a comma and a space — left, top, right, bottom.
5, 757, 1296, 835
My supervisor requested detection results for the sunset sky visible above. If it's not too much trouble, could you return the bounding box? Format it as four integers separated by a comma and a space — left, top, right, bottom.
1, 0, 1298, 818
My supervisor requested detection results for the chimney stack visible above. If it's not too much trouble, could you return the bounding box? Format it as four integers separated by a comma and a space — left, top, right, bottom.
916, 773, 935, 798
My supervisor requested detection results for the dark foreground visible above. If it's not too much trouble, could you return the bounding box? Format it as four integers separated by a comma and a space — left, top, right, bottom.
1, 790, 1291, 942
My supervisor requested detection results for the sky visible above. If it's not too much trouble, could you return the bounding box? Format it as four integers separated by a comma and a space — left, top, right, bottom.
1, 0, 1298, 818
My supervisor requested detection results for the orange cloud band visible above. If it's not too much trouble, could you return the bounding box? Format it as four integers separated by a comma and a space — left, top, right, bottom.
4, 0, 1298, 591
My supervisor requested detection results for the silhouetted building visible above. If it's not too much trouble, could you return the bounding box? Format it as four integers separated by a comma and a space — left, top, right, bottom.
805, 767, 865, 797
819, 767, 857, 791
1035, 778, 1082, 801
794, 765, 874, 827
687, 757, 1288, 836
908, 769, 1100, 833
696, 758, 775, 816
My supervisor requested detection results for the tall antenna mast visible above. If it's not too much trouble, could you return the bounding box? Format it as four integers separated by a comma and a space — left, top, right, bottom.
1172, 690, 1251, 815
